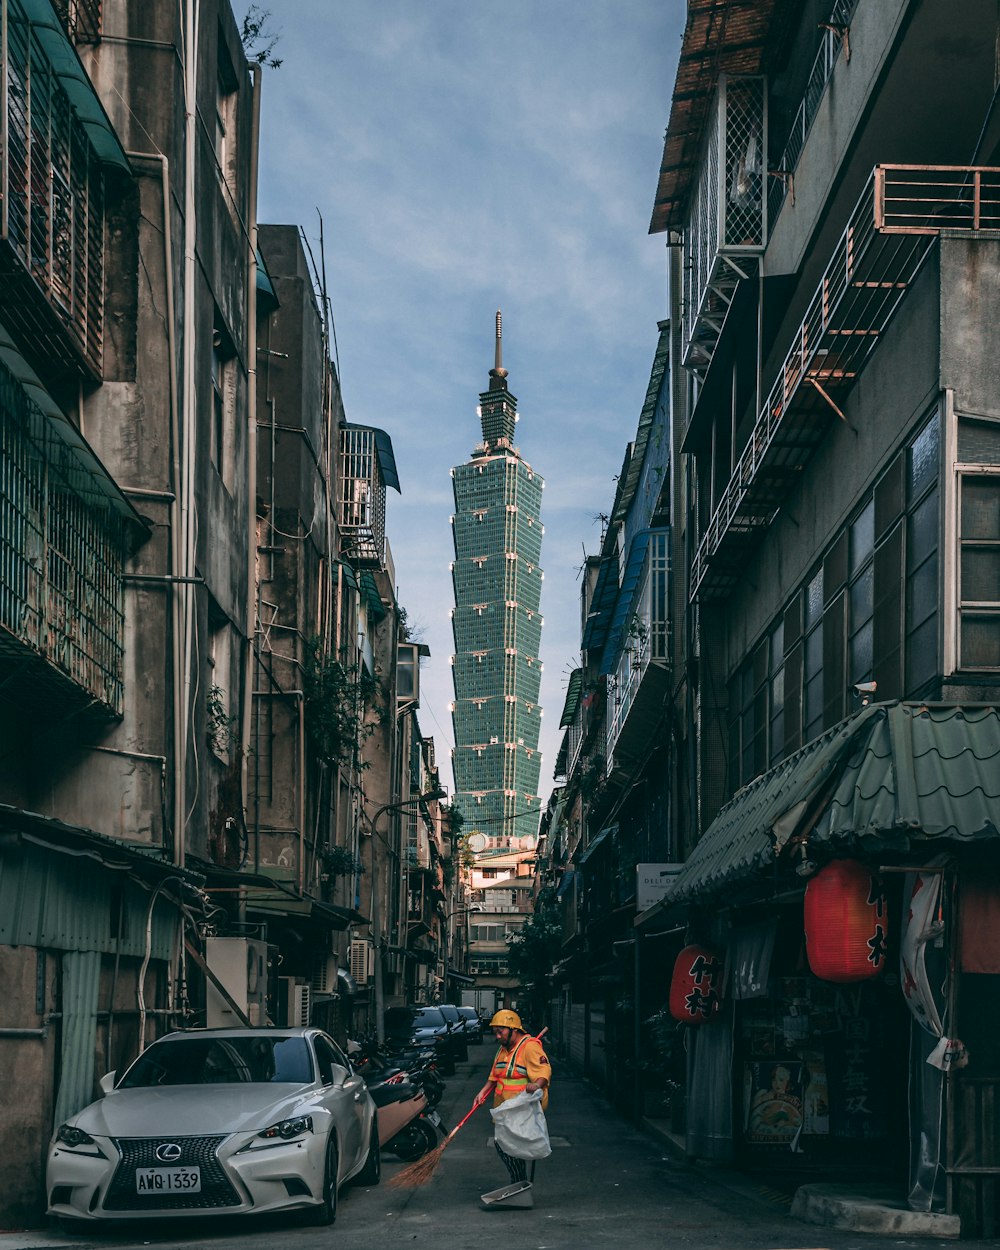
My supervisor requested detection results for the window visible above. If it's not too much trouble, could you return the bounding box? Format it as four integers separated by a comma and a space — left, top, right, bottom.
215, 29, 239, 205
958, 473, 1000, 667
803, 569, 824, 742
210, 325, 236, 484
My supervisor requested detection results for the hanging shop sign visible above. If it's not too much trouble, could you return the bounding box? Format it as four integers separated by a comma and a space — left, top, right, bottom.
804, 859, 888, 983
669, 944, 722, 1023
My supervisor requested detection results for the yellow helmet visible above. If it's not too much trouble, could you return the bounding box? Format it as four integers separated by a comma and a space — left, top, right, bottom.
490, 1009, 523, 1031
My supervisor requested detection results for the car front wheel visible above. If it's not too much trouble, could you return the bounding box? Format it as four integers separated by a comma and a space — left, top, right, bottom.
307, 1134, 339, 1225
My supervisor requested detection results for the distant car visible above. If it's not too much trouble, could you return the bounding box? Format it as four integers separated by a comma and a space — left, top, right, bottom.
436, 1004, 470, 1060
383, 1006, 462, 1074
46, 1028, 380, 1226
456, 1006, 484, 1044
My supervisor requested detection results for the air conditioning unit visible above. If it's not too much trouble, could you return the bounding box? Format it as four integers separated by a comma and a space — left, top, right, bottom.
311, 954, 338, 994
349, 938, 374, 985
278, 977, 311, 1027
205, 937, 269, 1027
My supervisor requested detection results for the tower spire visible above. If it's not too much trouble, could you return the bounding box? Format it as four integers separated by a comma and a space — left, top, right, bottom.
488, 308, 508, 390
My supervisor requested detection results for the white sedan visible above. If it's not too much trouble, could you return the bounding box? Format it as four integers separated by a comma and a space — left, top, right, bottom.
46, 1027, 380, 1225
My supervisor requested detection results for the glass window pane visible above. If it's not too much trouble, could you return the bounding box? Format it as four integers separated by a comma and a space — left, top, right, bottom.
849, 619, 873, 685
908, 553, 938, 629
805, 570, 823, 629
908, 489, 938, 565
961, 548, 1000, 604
850, 500, 875, 574
805, 624, 823, 678
906, 615, 938, 691
909, 415, 940, 501
850, 564, 874, 628
961, 614, 1000, 668
961, 478, 1000, 541
770, 621, 784, 672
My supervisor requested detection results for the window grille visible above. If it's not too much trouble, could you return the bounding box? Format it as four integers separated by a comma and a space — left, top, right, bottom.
683, 75, 766, 371
0, 367, 126, 714
338, 425, 390, 568
1, 0, 107, 376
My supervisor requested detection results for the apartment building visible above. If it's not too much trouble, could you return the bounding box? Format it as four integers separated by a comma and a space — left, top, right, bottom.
646, 0, 1000, 1233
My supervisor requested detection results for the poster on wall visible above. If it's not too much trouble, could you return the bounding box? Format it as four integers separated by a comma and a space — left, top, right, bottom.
744, 1061, 804, 1145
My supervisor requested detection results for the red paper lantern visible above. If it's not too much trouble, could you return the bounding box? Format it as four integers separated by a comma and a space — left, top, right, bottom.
804, 859, 888, 983
669, 944, 722, 1024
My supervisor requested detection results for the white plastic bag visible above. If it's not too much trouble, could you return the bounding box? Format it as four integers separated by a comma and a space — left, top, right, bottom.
490, 1089, 552, 1160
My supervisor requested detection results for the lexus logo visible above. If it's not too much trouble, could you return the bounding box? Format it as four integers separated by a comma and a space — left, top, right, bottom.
155, 1143, 183, 1163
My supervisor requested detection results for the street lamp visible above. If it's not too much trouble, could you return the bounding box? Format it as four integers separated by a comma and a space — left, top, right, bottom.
368, 787, 446, 1043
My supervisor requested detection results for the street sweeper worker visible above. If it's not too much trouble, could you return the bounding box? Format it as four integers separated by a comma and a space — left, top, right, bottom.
476, 1009, 551, 1186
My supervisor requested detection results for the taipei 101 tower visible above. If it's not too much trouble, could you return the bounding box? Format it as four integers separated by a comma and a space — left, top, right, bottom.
450, 314, 544, 848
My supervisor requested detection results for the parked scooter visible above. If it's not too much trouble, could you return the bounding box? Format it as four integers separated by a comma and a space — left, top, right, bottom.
363, 1069, 444, 1160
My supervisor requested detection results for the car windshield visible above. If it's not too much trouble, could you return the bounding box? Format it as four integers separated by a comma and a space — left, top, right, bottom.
118, 1035, 314, 1087
458, 1007, 477, 1021
438, 1004, 460, 1024
385, 1007, 445, 1031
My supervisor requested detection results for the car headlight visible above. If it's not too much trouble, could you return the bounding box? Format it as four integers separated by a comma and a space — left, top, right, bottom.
257, 1115, 314, 1141
55, 1124, 104, 1157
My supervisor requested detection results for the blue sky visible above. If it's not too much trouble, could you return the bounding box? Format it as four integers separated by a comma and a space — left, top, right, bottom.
237, 0, 682, 798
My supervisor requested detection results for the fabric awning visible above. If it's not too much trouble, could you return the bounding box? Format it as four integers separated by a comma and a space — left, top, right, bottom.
654, 702, 1000, 914
559, 668, 583, 728
446, 968, 476, 985
577, 824, 616, 866
20, 0, 130, 172
0, 320, 145, 530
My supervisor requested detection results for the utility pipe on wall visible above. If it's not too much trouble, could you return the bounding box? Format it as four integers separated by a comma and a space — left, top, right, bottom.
241, 61, 262, 861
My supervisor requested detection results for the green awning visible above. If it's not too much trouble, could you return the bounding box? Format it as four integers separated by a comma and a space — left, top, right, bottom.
656, 702, 1000, 912
0, 319, 145, 530
577, 823, 616, 866
19, 0, 130, 172
255, 248, 279, 317
360, 571, 386, 623
559, 668, 583, 728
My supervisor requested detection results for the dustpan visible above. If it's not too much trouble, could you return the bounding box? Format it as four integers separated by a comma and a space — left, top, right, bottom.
480, 1180, 533, 1208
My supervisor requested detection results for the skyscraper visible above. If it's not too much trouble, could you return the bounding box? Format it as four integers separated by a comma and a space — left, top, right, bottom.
450, 314, 544, 849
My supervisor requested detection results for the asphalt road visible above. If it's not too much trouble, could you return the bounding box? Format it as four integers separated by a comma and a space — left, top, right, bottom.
4, 1047, 989, 1250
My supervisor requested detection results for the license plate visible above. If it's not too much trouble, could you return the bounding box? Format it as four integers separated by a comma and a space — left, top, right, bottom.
135, 1166, 201, 1194
425, 1110, 442, 1127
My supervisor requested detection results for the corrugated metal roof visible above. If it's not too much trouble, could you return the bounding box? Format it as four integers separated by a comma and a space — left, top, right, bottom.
650, 0, 777, 234
660, 702, 1000, 909
612, 325, 672, 524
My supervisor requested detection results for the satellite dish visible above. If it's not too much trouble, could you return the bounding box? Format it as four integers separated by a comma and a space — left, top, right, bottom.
468, 833, 487, 853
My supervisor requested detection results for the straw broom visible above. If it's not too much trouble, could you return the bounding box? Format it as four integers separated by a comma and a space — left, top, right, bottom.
389, 1027, 548, 1189
387, 1087, 490, 1188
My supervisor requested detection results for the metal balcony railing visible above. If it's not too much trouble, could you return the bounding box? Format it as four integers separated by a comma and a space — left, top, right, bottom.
767, 0, 856, 227
0, 368, 127, 714
1, 0, 107, 378
691, 165, 999, 601
338, 425, 398, 570
605, 529, 670, 763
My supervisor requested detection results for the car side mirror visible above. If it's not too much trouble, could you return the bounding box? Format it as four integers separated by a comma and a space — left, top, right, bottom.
99, 1071, 116, 1095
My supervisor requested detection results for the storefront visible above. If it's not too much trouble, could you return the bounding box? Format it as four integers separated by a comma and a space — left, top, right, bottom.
644, 703, 1000, 1237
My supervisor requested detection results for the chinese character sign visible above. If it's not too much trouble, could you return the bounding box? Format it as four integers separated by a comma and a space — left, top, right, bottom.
804, 859, 888, 983
669, 944, 722, 1024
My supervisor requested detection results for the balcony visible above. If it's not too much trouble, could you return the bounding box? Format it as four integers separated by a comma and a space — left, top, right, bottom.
691, 164, 1000, 601
0, 0, 129, 381
337, 424, 400, 570
767, 1, 855, 228
0, 334, 141, 716
605, 528, 670, 772
683, 75, 767, 371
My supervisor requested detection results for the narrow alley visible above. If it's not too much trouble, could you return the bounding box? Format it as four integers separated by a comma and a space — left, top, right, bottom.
3, 1054, 987, 1250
